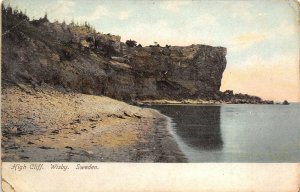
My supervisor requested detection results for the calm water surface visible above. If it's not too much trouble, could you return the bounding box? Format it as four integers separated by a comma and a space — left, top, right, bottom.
149, 104, 300, 162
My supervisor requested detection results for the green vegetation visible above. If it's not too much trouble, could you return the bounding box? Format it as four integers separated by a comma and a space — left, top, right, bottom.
149, 42, 160, 47
125, 39, 137, 47
2, 3, 96, 35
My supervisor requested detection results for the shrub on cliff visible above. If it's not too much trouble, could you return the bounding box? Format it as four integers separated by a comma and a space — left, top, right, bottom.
154, 42, 160, 47
31, 13, 49, 26
126, 39, 137, 47
150, 42, 160, 47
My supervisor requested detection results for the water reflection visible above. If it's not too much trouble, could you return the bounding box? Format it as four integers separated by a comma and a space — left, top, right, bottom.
150, 105, 223, 151
148, 104, 300, 162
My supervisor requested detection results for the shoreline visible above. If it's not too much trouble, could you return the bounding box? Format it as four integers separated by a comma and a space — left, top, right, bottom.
137, 99, 283, 105
151, 113, 187, 162
1, 84, 187, 162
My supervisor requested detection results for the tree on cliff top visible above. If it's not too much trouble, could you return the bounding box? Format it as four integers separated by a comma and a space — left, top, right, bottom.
38, 12, 49, 23
126, 39, 137, 47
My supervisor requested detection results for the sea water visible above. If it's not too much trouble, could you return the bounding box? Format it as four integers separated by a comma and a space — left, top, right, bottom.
149, 104, 300, 162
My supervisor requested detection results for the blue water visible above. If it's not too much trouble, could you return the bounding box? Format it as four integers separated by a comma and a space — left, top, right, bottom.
149, 104, 300, 162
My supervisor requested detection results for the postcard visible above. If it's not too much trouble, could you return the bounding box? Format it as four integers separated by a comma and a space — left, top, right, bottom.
1, 0, 299, 191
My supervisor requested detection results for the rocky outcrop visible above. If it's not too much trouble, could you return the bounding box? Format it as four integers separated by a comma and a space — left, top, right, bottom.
123, 45, 226, 100
2, 10, 227, 102
282, 100, 289, 105
216, 90, 274, 104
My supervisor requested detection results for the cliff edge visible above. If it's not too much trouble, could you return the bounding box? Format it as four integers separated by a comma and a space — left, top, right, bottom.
2, 9, 227, 102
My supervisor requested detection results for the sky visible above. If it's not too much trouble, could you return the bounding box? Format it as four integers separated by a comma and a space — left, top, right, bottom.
4, 0, 300, 102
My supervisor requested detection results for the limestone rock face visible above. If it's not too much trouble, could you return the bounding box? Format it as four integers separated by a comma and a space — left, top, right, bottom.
123, 45, 227, 100
2, 13, 227, 101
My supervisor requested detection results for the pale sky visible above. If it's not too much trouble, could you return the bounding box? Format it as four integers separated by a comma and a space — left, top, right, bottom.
4, 0, 300, 102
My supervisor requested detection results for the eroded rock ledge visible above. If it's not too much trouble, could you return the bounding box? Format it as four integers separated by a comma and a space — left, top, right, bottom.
2, 11, 226, 102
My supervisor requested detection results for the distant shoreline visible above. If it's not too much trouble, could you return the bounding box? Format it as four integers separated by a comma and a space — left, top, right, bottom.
136, 99, 283, 105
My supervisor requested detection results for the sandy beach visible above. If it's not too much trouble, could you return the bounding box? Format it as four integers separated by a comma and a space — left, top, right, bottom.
1, 83, 186, 162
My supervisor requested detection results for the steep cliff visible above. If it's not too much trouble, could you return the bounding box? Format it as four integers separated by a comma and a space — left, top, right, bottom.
2, 10, 227, 101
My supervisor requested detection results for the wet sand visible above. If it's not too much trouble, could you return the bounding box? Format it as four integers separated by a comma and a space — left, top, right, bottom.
1, 83, 186, 162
